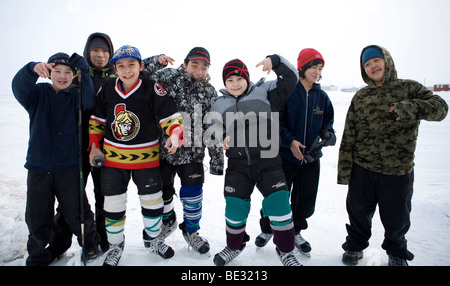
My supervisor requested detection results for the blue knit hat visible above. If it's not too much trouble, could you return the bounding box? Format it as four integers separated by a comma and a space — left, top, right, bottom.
361, 46, 384, 65
110, 45, 142, 65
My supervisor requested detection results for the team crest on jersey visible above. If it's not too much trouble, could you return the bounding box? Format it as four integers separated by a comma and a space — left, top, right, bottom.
111, 103, 140, 141
154, 83, 167, 96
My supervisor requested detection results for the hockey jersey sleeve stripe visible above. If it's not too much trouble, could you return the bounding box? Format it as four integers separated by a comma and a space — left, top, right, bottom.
88, 116, 106, 151
159, 113, 184, 137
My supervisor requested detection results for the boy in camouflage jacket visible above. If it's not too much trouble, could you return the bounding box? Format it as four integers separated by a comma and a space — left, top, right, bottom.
338, 45, 448, 266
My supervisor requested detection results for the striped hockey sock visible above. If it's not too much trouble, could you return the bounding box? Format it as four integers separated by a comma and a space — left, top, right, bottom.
180, 184, 203, 233
140, 192, 164, 238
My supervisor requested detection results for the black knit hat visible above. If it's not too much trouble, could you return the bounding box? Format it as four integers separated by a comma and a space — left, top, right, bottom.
185, 47, 211, 64
222, 59, 250, 84
88, 36, 110, 52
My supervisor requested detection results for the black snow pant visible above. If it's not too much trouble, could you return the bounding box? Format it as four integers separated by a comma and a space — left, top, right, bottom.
342, 163, 414, 261
25, 171, 99, 266
259, 158, 320, 234
49, 156, 108, 255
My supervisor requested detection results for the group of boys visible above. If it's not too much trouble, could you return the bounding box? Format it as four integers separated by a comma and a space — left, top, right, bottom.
13, 31, 448, 267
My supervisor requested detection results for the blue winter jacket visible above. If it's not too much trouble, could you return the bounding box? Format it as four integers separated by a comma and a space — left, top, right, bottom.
12, 61, 96, 174
279, 82, 334, 165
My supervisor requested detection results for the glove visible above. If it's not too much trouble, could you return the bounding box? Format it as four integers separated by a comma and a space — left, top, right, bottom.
69, 53, 90, 73
303, 137, 321, 163
320, 128, 336, 147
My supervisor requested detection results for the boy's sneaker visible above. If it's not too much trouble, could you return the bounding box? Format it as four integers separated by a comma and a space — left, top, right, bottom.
255, 232, 273, 247
294, 233, 312, 253
342, 250, 363, 265
143, 230, 174, 259
179, 223, 210, 254
388, 254, 408, 266
276, 247, 302, 266
159, 218, 177, 240
103, 241, 124, 266
213, 234, 250, 266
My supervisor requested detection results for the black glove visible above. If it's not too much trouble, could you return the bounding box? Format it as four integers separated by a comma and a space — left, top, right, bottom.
303, 137, 321, 163
69, 53, 90, 73
320, 128, 336, 147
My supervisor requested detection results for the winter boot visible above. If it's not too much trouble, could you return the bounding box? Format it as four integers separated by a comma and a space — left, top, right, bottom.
179, 223, 210, 254
103, 241, 124, 266
294, 233, 312, 253
143, 230, 175, 259
255, 232, 273, 247
276, 247, 302, 266
388, 254, 408, 266
342, 250, 363, 265
213, 234, 249, 266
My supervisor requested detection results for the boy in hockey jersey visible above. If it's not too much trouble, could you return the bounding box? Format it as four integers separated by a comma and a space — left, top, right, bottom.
88, 45, 185, 266
209, 55, 301, 266
12, 52, 100, 265
142, 47, 223, 254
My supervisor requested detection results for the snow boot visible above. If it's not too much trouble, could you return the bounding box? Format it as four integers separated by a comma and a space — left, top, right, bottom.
213, 234, 249, 266
276, 247, 302, 266
342, 250, 363, 265
255, 232, 273, 247
143, 230, 174, 259
179, 223, 210, 254
103, 241, 124, 266
388, 254, 408, 266
294, 233, 312, 253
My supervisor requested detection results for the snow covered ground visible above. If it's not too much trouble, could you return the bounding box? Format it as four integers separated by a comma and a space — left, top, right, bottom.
1, 90, 449, 267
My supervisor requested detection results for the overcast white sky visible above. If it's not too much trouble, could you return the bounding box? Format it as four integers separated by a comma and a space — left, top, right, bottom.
1, 0, 449, 95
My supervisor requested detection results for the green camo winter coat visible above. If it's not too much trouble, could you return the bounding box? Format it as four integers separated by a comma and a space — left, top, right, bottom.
337, 45, 448, 185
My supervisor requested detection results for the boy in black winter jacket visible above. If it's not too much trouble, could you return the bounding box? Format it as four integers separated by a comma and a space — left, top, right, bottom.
209, 55, 301, 266
12, 52, 100, 266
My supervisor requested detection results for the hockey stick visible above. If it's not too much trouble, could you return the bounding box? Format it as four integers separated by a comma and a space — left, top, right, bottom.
77, 70, 86, 266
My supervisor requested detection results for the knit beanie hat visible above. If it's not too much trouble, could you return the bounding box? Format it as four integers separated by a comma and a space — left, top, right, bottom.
110, 45, 142, 65
361, 46, 384, 65
297, 48, 325, 71
185, 47, 211, 64
88, 36, 110, 52
222, 59, 250, 84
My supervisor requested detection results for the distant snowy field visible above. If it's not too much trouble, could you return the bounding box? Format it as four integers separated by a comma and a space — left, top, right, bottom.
1, 90, 449, 267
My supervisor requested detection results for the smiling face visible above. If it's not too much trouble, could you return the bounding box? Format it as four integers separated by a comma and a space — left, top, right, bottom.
303, 63, 323, 85
184, 59, 209, 81
364, 57, 385, 86
114, 57, 144, 91
90, 48, 110, 69
225, 75, 248, 97
51, 64, 74, 92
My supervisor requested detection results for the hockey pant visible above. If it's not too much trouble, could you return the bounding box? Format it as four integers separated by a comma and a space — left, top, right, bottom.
225, 190, 295, 253
101, 167, 164, 245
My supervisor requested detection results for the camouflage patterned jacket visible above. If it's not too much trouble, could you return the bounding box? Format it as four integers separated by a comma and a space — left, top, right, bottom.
337, 45, 448, 185
142, 60, 224, 174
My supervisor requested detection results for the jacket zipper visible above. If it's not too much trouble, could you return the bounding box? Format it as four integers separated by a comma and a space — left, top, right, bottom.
301, 90, 309, 163
234, 96, 252, 165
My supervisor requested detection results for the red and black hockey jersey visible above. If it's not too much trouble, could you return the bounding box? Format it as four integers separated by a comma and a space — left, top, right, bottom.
89, 77, 183, 169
